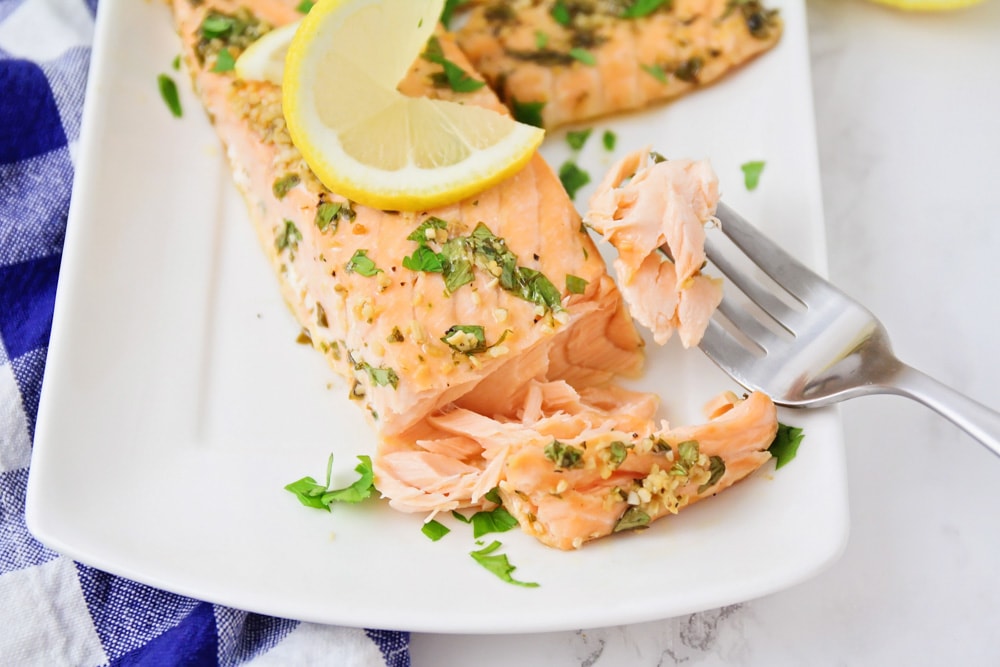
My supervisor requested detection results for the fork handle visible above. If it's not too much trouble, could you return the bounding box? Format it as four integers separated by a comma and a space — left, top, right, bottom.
890, 364, 1000, 458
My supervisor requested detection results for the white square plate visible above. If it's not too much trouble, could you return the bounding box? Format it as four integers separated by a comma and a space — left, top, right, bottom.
26, 0, 847, 633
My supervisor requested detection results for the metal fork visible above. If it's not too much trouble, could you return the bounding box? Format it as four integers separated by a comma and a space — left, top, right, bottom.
698, 202, 1000, 458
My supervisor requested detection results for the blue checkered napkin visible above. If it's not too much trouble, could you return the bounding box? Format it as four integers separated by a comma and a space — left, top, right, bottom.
0, 0, 410, 664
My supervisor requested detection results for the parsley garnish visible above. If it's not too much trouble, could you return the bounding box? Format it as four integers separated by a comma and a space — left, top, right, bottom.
212, 47, 235, 72
402, 245, 445, 273
406, 216, 448, 243
441, 324, 487, 354
621, 0, 671, 18
315, 201, 341, 232
200, 14, 234, 39
550, 0, 571, 25
470, 541, 539, 588
641, 63, 668, 84
296, 0, 314, 13
275, 219, 301, 254
741, 160, 766, 191
357, 361, 399, 389
602, 130, 617, 151
568, 48, 596, 66
440, 0, 467, 28
613, 506, 650, 532
451, 510, 472, 524
698, 456, 726, 493
558, 160, 591, 200
171, 55, 181, 71
566, 129, 592, 151
769, 422, 803, 469
422, 520, 451, 541
534, 30, 549, 49
272, 173, 300, 200
607, 441, 628, 468
346, 250, 382, 277
470, 506, 519, 538
544, 440, 584, 469
157, 74, 182, 118
565, 274, 588, 294
284, 454, 375, 511
423, 36, 485, 93
510, 98, 545, 128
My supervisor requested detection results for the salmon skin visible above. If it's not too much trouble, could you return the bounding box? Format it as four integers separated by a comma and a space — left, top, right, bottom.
169, 0, 778, 550
454, 0, 782, 129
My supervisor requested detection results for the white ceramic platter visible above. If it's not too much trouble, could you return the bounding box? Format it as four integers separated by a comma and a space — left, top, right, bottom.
26, 0, 847, 633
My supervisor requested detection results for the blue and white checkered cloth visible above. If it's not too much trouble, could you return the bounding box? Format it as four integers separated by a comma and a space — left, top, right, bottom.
0, 0, 409, 663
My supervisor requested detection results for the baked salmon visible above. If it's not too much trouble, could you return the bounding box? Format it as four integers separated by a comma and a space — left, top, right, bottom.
585, 148, 723, 347
169, 0, 778, 549
454, 0, 782, 129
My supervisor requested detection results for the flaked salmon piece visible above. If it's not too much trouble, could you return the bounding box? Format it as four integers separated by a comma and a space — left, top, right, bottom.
170, 0, 644, 439
585, 148, 723, 347
170, 0, 776, 550
454, 0, 782, 129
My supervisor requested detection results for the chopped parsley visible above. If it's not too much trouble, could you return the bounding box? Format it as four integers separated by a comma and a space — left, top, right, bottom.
602, 129, 617, 151
423, 36, 485, 93
272, 173, 300, 200
568, 48, 596, 66
451, 510, 472, 524
406, 216, 449, 242
606, 441, 628, 468
296, 0, 314, 12
566, 128, 592, 151
171, 55, 181, 71
510, 98, 545, 128
212, 47, 235, 72
544, 440, 584, 469
741, 160, 766, 191
565, 274, 588, 294
357, 361, 399, 389
345, 249, 381, 277
550, 0, 571, 25
613, 506, 650, 532
621, 0, 671, 18
157, 74, 182, 118
441, 324, 487, 354
402, 245, 445, 273
534, 30, 549, 49
275, 219, 301, 254
558, 160, 591, 200
470, 541, 539, 588
470, 506, 519, 538
315, 201, 342, 232
200, 14, 235, 39
641, 63, 668, 84
440, 0, 468, 28
421, 520, 451, 541
698, 456, 726, 493
284, 454, 375, 511
769, 422, 804, 469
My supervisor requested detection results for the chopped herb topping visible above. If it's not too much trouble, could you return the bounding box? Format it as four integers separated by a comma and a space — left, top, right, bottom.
566, 128, 592, 151
440, 0, 468, 28
725, 0, 780, 39
741, 160, 766, 191
510, 98, 545, 128
441, 324, 487, 354
641, 62, 669, 84
171, 55, 181, 71
621, 0, 672, 18
284, 454, 375, 511
157, 74, 182, 118
195, 9, 271, 65
387, 326, 404, 343
568, 47, 596, 66
402, 245, 445, 273
565, 274, 588, 294
558, 160, 591, 200
551, 0, 571, 25
769, 422, 804, 469
272, 173, 300, 200
316, 302, 328, 328
423, 36, 485, 93
212, 47, 235, 72
346, 249, 382, 277
451, 510, 472, 524
406, 216, 449, 243
674, 56, 703, 82
275, 219, 301, 254
534, 30, 549, 49
613, 506, 651, 532
470, 506, 519, 538
421, 519, 450, 541
607, 441, 628, 469
544, 440, 584, 469
602, 129, 617, 151
315, 202, 340, 232
698, 456, 726, 493
200, 14, 235, 39
296, 0, 314, 13
470, 541, 539, 588
357, 361, 399, 389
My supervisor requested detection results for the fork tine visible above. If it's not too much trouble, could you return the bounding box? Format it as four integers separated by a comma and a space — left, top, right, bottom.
716, 297, 784, 353
698, 319, 761, 389
705, 236, 799, 334
714, 202, 831, 303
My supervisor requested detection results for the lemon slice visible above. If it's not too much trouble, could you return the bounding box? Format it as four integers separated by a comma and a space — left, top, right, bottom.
868, 0, 984, 9
234, 20, 299, 84
282, 0, 544, 211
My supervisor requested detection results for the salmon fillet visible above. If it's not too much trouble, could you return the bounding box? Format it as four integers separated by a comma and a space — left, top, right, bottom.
454, 0, 782, 129
170, 0, 778, 549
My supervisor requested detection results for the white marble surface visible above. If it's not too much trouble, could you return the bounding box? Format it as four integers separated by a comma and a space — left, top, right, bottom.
411, 1, 1000, 664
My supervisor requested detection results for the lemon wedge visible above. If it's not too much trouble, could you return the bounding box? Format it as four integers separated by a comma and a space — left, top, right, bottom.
282, 0, 544, 212
868, 0, 984, 9
234, 20, 299, 84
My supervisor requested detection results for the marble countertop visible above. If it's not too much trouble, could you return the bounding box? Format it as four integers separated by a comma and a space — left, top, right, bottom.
411, 1, 1000, 664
